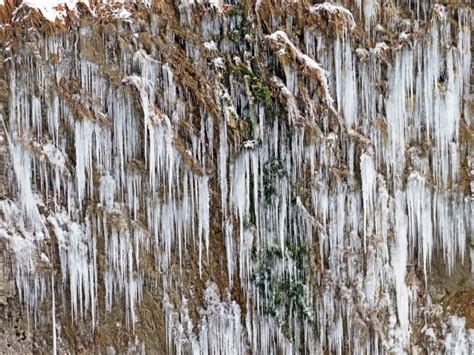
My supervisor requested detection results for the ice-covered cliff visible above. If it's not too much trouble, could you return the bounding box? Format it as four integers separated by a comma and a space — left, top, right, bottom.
0, 0, 472, 353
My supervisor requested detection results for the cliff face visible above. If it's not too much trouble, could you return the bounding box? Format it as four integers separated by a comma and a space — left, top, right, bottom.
0, 0, 472, 353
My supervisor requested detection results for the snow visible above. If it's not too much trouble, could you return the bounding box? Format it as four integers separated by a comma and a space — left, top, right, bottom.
41, 142, 67, 169
310, 2, 356, 30
203, 41, 218, 51
21, 0, 86, 22
212, 57, 225, 69
7, 0, 154, 22
118, 8, 132, 19
266, 30, 334, 106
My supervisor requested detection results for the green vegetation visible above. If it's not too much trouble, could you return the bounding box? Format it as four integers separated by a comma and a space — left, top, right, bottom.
227, 4, 240, 16
263, 158, 286, 202
251, 80, 271, 106
230, 63, 254, 78
251, 242, 314, 336
239, 116, 253, 138
229, 30, 241, 42
230, 63, 272, 107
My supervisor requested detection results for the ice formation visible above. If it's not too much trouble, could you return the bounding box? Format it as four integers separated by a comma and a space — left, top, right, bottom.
0, 0, 472, 353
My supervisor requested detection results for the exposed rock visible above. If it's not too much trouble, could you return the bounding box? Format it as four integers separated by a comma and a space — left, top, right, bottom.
0, 0, 472, 353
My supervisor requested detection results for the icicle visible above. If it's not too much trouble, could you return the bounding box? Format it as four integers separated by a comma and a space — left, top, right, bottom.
443, 316, 472, 355
99, 173, 116, 211
52, 275, 57, 355
198, 176, 210, 276
74, 120, 94, 208
1, 2, 472, 353
334, 35, 358, 128
385, 48, 413, 181
360, 152, 376, 251
392, 190, 410, 347
406, 172, 433, 280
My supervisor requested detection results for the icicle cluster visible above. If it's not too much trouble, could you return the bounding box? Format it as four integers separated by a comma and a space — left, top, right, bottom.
0, 0, 472, 353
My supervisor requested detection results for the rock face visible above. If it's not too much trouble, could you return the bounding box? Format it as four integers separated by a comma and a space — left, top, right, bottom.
0, 0, 472, 353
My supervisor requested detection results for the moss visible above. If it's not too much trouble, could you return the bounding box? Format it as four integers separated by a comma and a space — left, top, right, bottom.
222, 95, 233, 108
230, 63, 254, 78
229, 30, 240, 42
251, 80, 272, 106
251, 242, 314, 335
262, 158, 286, 202
230, 64, 272, 106
227, 4, 241, 16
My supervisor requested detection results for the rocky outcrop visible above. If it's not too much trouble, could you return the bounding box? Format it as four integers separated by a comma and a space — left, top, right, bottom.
0, 0, 472, 353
